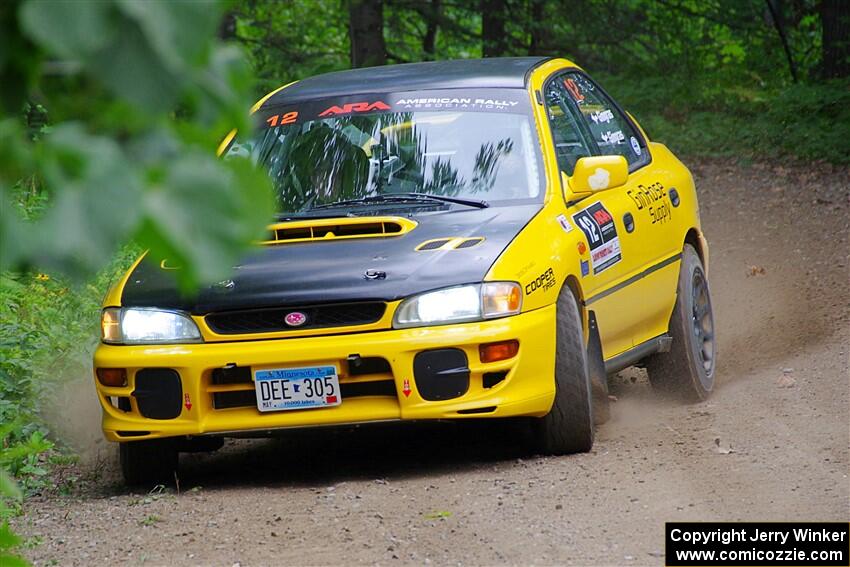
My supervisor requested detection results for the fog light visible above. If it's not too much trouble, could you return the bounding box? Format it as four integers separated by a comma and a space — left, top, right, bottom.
96, 368, 127, 387
479, 340, 519, 363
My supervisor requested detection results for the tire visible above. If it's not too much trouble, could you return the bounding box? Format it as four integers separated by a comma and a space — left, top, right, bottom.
533, 286, 594, 454
120, 440, 179, 487
646, 244, 716, 401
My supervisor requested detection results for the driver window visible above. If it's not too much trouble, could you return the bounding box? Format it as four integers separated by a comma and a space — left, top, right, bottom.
561, 72, 648, 168
544, 78, 592, 175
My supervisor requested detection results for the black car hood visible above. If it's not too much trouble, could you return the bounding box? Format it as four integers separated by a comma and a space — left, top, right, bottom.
121, 204, 540, 314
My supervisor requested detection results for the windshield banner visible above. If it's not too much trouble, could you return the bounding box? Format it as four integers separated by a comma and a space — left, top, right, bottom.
258, 89, 531, 128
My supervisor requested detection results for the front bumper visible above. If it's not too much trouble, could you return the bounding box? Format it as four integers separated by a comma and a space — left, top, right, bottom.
93, 305, 556, 442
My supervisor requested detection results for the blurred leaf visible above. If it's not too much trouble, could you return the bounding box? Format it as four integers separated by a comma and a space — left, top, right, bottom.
137, 152, 274, 290
0, 470, 21, 500
18, 0, 115, 58
116, 0, 221, 70
29, 124, 143, 277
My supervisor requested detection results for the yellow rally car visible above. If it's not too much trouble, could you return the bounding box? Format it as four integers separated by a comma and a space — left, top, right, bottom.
94, 57, 716, 485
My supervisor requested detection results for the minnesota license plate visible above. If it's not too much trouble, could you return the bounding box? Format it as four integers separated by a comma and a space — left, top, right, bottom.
254, 365, 341, 412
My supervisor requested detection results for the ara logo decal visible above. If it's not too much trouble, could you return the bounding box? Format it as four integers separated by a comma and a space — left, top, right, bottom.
319, 101, 390, 117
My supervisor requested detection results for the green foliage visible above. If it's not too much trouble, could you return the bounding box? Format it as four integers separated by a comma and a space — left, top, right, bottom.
604, 75, 850, 164
0, 468, 25, 566
231, 0, 848, 165
1, 0, 275, 291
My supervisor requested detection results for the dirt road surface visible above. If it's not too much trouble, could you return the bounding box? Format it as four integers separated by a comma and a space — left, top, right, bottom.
14, 159, 850, 566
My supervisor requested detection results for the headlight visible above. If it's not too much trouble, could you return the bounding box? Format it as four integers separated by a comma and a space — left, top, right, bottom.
101, 308, 202, 344
393, 282, 522, 328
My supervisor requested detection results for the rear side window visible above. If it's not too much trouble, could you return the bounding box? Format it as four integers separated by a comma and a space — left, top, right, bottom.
560, 73, 648, 168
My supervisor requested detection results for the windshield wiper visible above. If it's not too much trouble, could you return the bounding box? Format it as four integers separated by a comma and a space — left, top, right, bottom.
310, 193, 489, 211
397, 192, 489, 209
274, 211, 356, 221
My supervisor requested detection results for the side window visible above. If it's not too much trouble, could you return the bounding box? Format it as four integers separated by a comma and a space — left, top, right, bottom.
544, 78, 592, 175
561, 73, 648, 168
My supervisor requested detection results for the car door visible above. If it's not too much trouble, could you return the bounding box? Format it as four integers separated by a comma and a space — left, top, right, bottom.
558, 71, 683, 353
542, 74, 636, 358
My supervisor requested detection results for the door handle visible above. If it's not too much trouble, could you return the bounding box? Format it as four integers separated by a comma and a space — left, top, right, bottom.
623, 212, 635, 233
669, 188, 680, 207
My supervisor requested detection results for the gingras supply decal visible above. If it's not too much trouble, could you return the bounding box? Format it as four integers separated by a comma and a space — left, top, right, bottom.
572, 202, 622, 275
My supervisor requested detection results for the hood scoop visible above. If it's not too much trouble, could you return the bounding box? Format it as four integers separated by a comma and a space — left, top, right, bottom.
416, 237, 485, 251
263, 216, 417, 245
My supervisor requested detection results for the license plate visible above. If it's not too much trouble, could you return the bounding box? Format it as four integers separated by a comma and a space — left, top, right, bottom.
254, 365, 341, 412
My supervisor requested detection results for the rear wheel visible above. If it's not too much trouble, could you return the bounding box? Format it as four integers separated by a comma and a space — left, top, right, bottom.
646, 244, 716, 401
533, 286, 594, 454
120, 440, 179, 487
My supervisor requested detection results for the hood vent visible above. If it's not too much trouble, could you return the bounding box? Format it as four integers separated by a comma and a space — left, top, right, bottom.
263, 216, 417, 245
416, 237, 485, 251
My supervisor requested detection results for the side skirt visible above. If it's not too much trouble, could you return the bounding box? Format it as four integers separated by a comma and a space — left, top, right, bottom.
604, 334, 672, 375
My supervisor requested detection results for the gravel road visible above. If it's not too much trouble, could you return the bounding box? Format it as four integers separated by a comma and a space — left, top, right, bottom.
14, 159, 850, 566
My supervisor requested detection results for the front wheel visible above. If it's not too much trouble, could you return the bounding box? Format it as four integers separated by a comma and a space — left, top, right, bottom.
646, 244, 716, 401
533, 286, 594, 454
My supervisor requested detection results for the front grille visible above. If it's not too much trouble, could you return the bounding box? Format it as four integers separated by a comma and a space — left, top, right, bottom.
208, 357, 396, 411
206, 302, 386, 335
212, 379, 397, 410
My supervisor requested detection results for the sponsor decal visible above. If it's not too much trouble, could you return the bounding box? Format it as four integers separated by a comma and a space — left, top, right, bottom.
572, 202, 622, 275
515, 261, 535, 278
600, 130, 625, 146
212, 279, 235, 290
556, 214, 574, 233
630, 136, 642, 156
525, 267, 556, 295
184, 393, 192, 411
577, 241, 587, 255
588, 168, 610, 190
580, 260, 590, 277
564, 78, 585, 103
590, 109, 614, 124
627, 181, 672, 225
402, 379, 412, 397
318, 101, 390, 117
395, 97, 519, 111
284, 311, 308, 327
265, 111, 299, 127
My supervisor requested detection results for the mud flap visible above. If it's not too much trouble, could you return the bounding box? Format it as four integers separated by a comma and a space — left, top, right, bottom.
587, 311, 610, 425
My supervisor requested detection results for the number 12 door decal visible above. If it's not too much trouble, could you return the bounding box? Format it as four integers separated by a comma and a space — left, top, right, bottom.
572, 202, 622, 275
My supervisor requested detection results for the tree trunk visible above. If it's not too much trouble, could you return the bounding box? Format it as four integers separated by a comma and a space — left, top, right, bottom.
349, 0, 387, 68
481, 0, 507, 57
821, 0, 850, 79
218, 10, 237, 41
423, 0, 441, 60
765, 0, 797, 82
528, 0, 544, 55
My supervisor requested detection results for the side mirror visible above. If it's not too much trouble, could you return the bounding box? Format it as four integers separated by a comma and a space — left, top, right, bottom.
566, 155, 629, 196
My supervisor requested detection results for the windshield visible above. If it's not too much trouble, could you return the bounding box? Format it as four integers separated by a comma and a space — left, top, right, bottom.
227, 89, 543, 215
